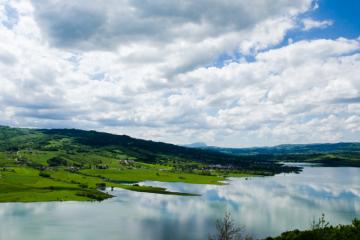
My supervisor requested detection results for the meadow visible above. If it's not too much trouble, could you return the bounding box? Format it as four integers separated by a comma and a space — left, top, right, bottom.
0, 126, 290, 203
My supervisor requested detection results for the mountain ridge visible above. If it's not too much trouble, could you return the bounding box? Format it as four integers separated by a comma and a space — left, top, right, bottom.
188, 142, 360, 155
0, 125, 296, 174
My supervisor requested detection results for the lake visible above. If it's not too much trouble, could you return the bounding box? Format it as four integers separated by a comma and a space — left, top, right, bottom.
0, 166, 359, 240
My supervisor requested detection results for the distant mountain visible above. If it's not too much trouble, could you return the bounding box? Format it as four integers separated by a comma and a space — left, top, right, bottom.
183, 142, 208, 148
203, 142, 360, 155
3, 125, 357, 170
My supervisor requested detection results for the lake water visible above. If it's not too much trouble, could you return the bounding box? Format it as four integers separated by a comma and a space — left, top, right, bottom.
0, 166, 359, 240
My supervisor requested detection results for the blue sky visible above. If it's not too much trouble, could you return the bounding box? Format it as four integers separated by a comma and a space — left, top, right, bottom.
285, 0, 359, 42
315, 0, 360, 38
216, 0, 360, 68
0, 0, 359, 147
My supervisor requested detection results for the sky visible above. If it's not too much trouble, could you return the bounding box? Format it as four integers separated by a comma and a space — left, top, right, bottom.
0, 0, 359, 147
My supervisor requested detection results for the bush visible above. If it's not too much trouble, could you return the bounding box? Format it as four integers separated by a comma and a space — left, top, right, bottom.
96, 182, 106, 190
47, 156, 68, 166
209, 212, 252, 240
76, 190, 110, 201
79, 183, 88, 189
266, 216, 360, 240
39, 171, 51, 178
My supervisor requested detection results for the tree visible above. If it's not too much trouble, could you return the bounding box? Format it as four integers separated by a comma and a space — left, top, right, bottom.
311, 213, 329, 230
47, 156, 68, 166
209, 212, 252, 240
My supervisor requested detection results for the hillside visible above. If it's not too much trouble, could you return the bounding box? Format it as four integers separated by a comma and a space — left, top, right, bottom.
204, 142, 360, 155
0, 126, 297, 173
196, 143, 360, 167
0, 126, 299, 203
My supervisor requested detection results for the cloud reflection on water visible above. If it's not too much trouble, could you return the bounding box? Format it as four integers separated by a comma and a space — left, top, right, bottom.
0, 167, 359, 240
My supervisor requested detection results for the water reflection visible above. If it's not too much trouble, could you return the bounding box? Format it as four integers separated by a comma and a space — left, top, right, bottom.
0, 167, 359, 240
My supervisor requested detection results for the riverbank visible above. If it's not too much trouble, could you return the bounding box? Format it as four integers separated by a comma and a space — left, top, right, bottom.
0, 166, 254, 202
1, 166, 359, 239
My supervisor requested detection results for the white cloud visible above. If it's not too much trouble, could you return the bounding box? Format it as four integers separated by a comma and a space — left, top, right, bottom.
302, 18, 333, 31
30, 0, 311, 49
0, 0, 360, 147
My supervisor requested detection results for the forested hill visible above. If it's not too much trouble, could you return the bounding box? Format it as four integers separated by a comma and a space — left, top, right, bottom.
0, 126, 296, 174
194, 142, 360, 167
200, 142, 360, 155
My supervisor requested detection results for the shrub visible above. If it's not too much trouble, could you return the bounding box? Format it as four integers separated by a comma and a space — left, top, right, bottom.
96, 182, 106, 190
47, 156, 68, 167
209, 212, 252, 240
79, 183, 88, 189
39, 171, 51, 178
76, 191, 110, 201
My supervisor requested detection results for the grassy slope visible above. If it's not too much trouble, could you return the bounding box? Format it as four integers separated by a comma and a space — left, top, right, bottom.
0, 167, 106, 202
0, 149, 227, 202
0, 165, 203, 202
0, 126, 296, 203
0, 126, 298, 174
81, 168, 224, 184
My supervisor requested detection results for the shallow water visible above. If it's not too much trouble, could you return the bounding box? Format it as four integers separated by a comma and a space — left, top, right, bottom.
0, 166, 359, 240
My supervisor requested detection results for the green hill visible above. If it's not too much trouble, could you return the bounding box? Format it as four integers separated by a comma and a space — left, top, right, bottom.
195, 142, 360, 167
0, 126, 297, 173
203, 142, 360, 155
0, 126, 298, 203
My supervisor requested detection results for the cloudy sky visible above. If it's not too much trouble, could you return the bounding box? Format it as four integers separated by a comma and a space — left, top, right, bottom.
0, 0, 359, 147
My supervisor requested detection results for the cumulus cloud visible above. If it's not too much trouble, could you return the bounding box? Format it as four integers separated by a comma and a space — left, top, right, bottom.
0, 0, 359, 146
30, 0, 311, 49
302, 18, 333, 31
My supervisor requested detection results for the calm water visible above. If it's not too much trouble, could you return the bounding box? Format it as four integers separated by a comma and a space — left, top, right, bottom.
0, 166, 359, 240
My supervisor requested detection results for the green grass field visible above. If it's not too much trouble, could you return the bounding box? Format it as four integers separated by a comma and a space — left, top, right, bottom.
0, 165, 210, 202
0, 167, 111, 202
81, 168, 225, 184
0, 126, 267, 203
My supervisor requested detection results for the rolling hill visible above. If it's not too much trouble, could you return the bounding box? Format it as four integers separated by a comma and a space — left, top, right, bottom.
0, 126, 296, 174
201, 142, 360, 155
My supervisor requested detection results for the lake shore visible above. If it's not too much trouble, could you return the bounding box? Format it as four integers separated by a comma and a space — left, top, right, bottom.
0, 166, 256, 203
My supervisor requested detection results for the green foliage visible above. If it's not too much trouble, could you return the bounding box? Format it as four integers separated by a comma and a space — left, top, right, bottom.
75, 190, 111, 201
47, 156, 68, 166
39, 171, 51, 178
95, 182, 106, 190
209, 213, 360, 240
310, 213, 330, 230
266, 216, 360, 240
78, 183, 88, 189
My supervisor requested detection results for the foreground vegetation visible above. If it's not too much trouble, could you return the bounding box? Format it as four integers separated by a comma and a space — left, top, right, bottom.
2, 126, 293, 202
266, 219, 360, 240
266, 214, 360, 240
210, 213, 360, 240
